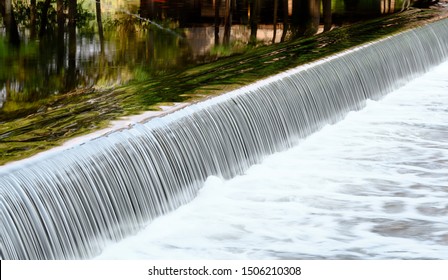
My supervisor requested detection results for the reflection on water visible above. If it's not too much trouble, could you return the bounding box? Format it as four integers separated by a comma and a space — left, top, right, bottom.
0, 0, 405, 115
0, 86, 5, 108
0, 24, 284, 114
1, 5, 433, 166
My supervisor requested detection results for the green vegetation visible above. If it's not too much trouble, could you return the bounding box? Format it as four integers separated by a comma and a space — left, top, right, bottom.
0, 8, 445, 165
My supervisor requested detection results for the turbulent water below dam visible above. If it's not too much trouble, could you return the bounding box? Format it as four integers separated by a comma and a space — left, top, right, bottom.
97, 60, 448, 260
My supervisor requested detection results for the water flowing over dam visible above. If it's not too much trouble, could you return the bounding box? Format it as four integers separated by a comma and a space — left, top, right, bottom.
98, 59, 448, 259
1, 19, 448, 260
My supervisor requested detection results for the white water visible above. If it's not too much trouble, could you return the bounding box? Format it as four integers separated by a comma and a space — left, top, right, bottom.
97, 60, 448, 260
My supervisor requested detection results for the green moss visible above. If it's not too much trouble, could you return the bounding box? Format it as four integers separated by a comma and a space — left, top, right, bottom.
0, 9, 445, 165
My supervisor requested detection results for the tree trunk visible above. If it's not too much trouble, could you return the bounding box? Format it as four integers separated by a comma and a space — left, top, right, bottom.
39, 0, 53, 37
249, 0, 260, 45
57, 0, 64, 32
214, 0, 222, 45
57, 0, 65, 74
57, 0, 65, 55
68, 0, 77, 27
239, 0, 248, 25
140, 0, 154, 19
223, 0, 233, 46
0, 0, 20, 46
308, 0, 320, 36
292, 0, 320, 37
281, 0, 289, 42
323, 0, 332, 32
291, 0, 303, 36
96, 0, 104, 52
30, 0, 37, 39
67, 0, 77, 90
272, 0, 278, 43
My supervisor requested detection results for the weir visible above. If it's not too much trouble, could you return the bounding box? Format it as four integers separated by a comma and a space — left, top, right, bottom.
1, 19, 448, 260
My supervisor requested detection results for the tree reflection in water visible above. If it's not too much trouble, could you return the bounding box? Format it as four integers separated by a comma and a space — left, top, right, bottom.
0, 0, 406, 112
0, 0, 419, 164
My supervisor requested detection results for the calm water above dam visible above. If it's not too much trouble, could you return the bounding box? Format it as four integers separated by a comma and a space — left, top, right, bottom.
97, 60, 448, 260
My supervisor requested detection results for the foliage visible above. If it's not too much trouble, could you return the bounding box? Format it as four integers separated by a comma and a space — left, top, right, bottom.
11, 0, 95, 31
76, 0, 96, 33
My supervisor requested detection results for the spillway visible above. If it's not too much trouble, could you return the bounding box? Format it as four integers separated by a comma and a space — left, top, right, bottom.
1, 19, 448, 260
98, 59, 448, 259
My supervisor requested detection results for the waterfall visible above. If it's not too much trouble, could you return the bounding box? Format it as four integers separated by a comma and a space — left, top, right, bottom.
1, 19, 448, 260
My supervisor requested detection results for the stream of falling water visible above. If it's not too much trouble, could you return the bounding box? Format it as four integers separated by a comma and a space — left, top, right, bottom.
97, 59, 448, 260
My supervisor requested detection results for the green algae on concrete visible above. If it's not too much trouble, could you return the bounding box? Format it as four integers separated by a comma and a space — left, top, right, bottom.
0, 8, 445, 165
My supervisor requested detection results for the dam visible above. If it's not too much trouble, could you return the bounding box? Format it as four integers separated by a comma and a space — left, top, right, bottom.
1, 19, 448, 260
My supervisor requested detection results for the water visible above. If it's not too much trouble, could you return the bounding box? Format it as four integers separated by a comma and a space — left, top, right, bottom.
0, 0, 409, 113
97, 59, 448, 260
1, 19, 448, 260
0, 3, 285, 111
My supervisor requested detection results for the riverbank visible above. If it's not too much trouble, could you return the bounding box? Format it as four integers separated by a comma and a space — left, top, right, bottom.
1, 7, 447, 166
